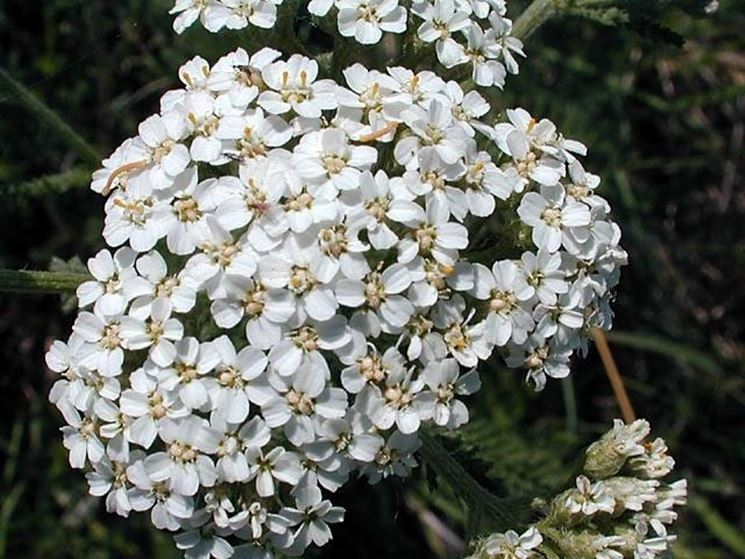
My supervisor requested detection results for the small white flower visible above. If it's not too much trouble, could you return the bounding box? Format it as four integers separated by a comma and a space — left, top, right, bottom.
77, 247, 150, 316
533, 288, 584, 345
335, 263, 414, 333
177, 56, 213, 92
293, 128, 377, 192
461, 148, 502, 215
86, 452, 140, 517
246, 446, 303, 497
404, 149, 467, 220
46, 334, 104, 421
430, 295, 493, 367
170, 0, 213, 33
175, 528, 235, 559
368, 365, 433, 434
127, 457, 195, 530
363, 430, 420, 482
316, 414, 384, 463
156, 337, 220, 410
341, 345, 406, 394
414, 0, 470, 67
259, 55, 339, 118
564, 475, 616, 516
184, 222, 258, 300
138, 113, 191, 190
135, 250, 199, 313
506, 335, 571, 390
518, 185, 591, 252
519, 249, 568, 305
490, 14, 525, 75
213, 415, 270, 482
385, 67, 447, 112
421, 358, 480, 428
263, 367, 348, 445
395, 100, 469, 168
103, 187, 170, 253
72, 309, 126, 377
630, 437, 675, 479
281, 485, 345, 550
397, 202, 469, 267
91, 138, 148, 195
338, 65, 399, 139
179, 91, 228, 164
210, 274, 294, 349
448, 87, 491, 138
217, 107, 293, 160
462, 22, 506, 87
203, 335, 272, 423
343, 170, 418, 250
337, 0, 407, 45
210, 0, 278, 31
209, 47, 280, 106
120, 368, 188, 448
119, 298, 184, 368
483, 526, 543, 558
266, 320, 348, 379
144, 416, 221, 496
61, 411, 106, 469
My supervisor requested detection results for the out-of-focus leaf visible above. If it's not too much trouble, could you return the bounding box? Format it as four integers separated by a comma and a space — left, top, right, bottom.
0, 67, 99, 165
689, 494, 745, 557
604, 330, 720, 374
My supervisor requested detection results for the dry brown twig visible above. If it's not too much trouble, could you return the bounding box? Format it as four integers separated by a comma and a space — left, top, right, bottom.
102, 160, 149, 196
592, 327, 637, 424
357, 121, 400, 143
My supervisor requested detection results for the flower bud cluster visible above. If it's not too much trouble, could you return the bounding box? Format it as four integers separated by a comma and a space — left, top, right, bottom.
47, 24, 623, 559
466, 420, 687, 559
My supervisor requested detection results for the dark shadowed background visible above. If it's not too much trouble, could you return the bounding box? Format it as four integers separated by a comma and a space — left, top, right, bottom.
0, 0, 743, 557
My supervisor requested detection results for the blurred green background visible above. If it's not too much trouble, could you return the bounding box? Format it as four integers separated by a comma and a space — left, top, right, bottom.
0, 0, 743, 557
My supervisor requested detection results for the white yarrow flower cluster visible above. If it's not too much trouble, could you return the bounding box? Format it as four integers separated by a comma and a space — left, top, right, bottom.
49, 10, 624, 554
169, 0, 523, 77
466, 419, 687, 559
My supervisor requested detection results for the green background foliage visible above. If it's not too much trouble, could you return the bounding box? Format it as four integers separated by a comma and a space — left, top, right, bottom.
0, 0, 743, 557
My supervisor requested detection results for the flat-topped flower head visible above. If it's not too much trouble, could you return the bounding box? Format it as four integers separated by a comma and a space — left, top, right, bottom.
51, 29, 629, 556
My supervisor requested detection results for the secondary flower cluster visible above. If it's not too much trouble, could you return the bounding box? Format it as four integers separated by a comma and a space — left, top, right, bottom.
466, 419, 688, 559
410, 0, 524, 86
169, 0, 523, 88
46, 45, 624, 558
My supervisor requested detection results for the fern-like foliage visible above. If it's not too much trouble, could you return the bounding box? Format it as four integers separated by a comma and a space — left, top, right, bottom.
556, 0, 713, 45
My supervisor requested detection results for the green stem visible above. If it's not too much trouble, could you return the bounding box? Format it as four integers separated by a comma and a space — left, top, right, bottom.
419, 429, 531, 533
0, 270, 89, 294
0, 67, 100, 165
511, 0, 562, 41
561, 376, 578, 433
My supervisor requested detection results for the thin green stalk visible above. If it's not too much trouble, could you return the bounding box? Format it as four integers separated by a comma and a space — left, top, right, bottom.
561, 376, 578, 433
0, 270, 89, 294
0, 67, 99, 165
